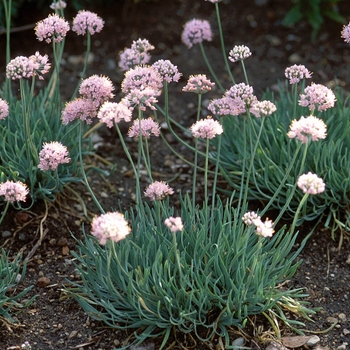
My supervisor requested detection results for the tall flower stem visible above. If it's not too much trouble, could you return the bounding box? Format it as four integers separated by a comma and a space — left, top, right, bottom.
214, 2, 235, 85
0, 201, 10, 226
199, 42, 225, 93
289, 193, 310, 234
172, 232, 183, 281
3, 0, 12, 98
241, 60, 249, 85
78, 121, 105, 214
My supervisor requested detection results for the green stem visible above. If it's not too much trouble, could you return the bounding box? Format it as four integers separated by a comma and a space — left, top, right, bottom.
3, 0, 12, 98
0, 201, 10, 226
289, 193, 310, 234
172, 232, 183, 281
241, 60, 249, 85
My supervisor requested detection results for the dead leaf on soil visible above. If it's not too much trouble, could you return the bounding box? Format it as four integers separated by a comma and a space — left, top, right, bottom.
281, 335, 312, 348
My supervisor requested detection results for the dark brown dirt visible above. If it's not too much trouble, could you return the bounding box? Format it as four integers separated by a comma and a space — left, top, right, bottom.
1, 0, 350, 349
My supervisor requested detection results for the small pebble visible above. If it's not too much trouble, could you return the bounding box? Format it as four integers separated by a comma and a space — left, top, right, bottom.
306, 335, 320, 346
326, 316, 338, 324
1, 230, 11, 238
36, 276, 51, 288
232, 337, 245, 348
339, 313, 347, 322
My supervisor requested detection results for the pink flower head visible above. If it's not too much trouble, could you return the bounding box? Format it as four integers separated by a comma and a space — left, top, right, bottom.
50, 1, 67, 10
228, 45, 252, 63
0, 99, 9, 120
254, 218, 275, 238
284, 64, 312, 84
118, 39, 154, 72
225, 83, 258, 109
144, 181, 174, 201
97, 100, 132, 128
242, 211, 261, 226
190, 116, 223, 139
38, 141, 70, 171
91, 212, 131, 245
61, 98, 97, 125
341, 22, 350, 44
297, 172, 325, 195
299, 83, 336, 112
128, 118, 160, 138
79, 75, 114, 108
35, 13, 70, 43
205, 0, 223, 2
182, 74, 215, 94
29, 52, 51, 80
125, 88, 159, 111
181, 19, 213, 49
152, 59, 182, 83
0, 180, 29, 203
164, 216, 184, 233
121, 66, 163, 95
6, 56, 36, 80
288, 115, 327, 143
250, 100, 277, 118
72, 10, 104, 36
208, 96, 246, 116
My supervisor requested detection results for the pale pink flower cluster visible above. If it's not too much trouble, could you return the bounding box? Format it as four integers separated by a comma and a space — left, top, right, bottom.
284, 64, 312, 84
118, 38, 154, 71
152, 60, 182, 83
144, 181, 174, 201
128, 118, 160, 138
228, 45, 252, 63
121, 66, 163, 110
79, 75, 115, 108
61, 98, 97, 125
288, 116, 327, 143
242, 212, 274, 237
50, 1, 67, 10
72, 10, 104, 36
91, 212, 131, 245
205, 0, 223, 3
299, 83, 336, 112
226, 83, 258, 109
181, 19, 213, 49
191, 117, 223, 139
0, 180, 29, 203
6, 52, 51, 80
182, 74, 215, 94
164, 216, 184, 233
38, 141, 70, 171
0, 99, 9, 120
208, 96, 246, 116
341, 22, 350, 44
297, 172, 325, 195
35, 13, 70, 43
97, 100, 132, 128
250, 100, 277, 118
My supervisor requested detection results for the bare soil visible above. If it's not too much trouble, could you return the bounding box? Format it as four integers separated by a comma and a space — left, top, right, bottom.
1, 0, 350, 349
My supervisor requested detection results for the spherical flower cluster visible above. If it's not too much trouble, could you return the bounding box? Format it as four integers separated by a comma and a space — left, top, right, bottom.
205, 0, 223, 2
72, 10, 104, 36
121, 66, 163, 94
144, 181, 174, 201
208, 96, 246, 116
79, 75, 114, 108
181, 19, 213, 49
225, 83, 258, 109
29, 51, 51, 80
49, 1, 67, 10
190, 117, 223, 139
341, 22, 350, 44
228, 45, 252, 63
126, 88, 159, 111
242, 211, 261, 226
38, 141, 70, 171
6, 56, 37, 80
288, 115, 327, 143
61, 98, 97, 125
128, 118, 160, 138
250, 100, 277, 118
284, 64, 312, 84
91, 212, 131, 245
182, 74, 215, 94
164, 217, 184, 233
0, 180, 29, 203
0, 99, 9, 120
242, 211, 274, 237
35, 13, 70, 43
299, 83, 336, 112
118, 38, 154, 72
152, 59, 182, 83
297, 172, 325, 195
97, 100, 132, 128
